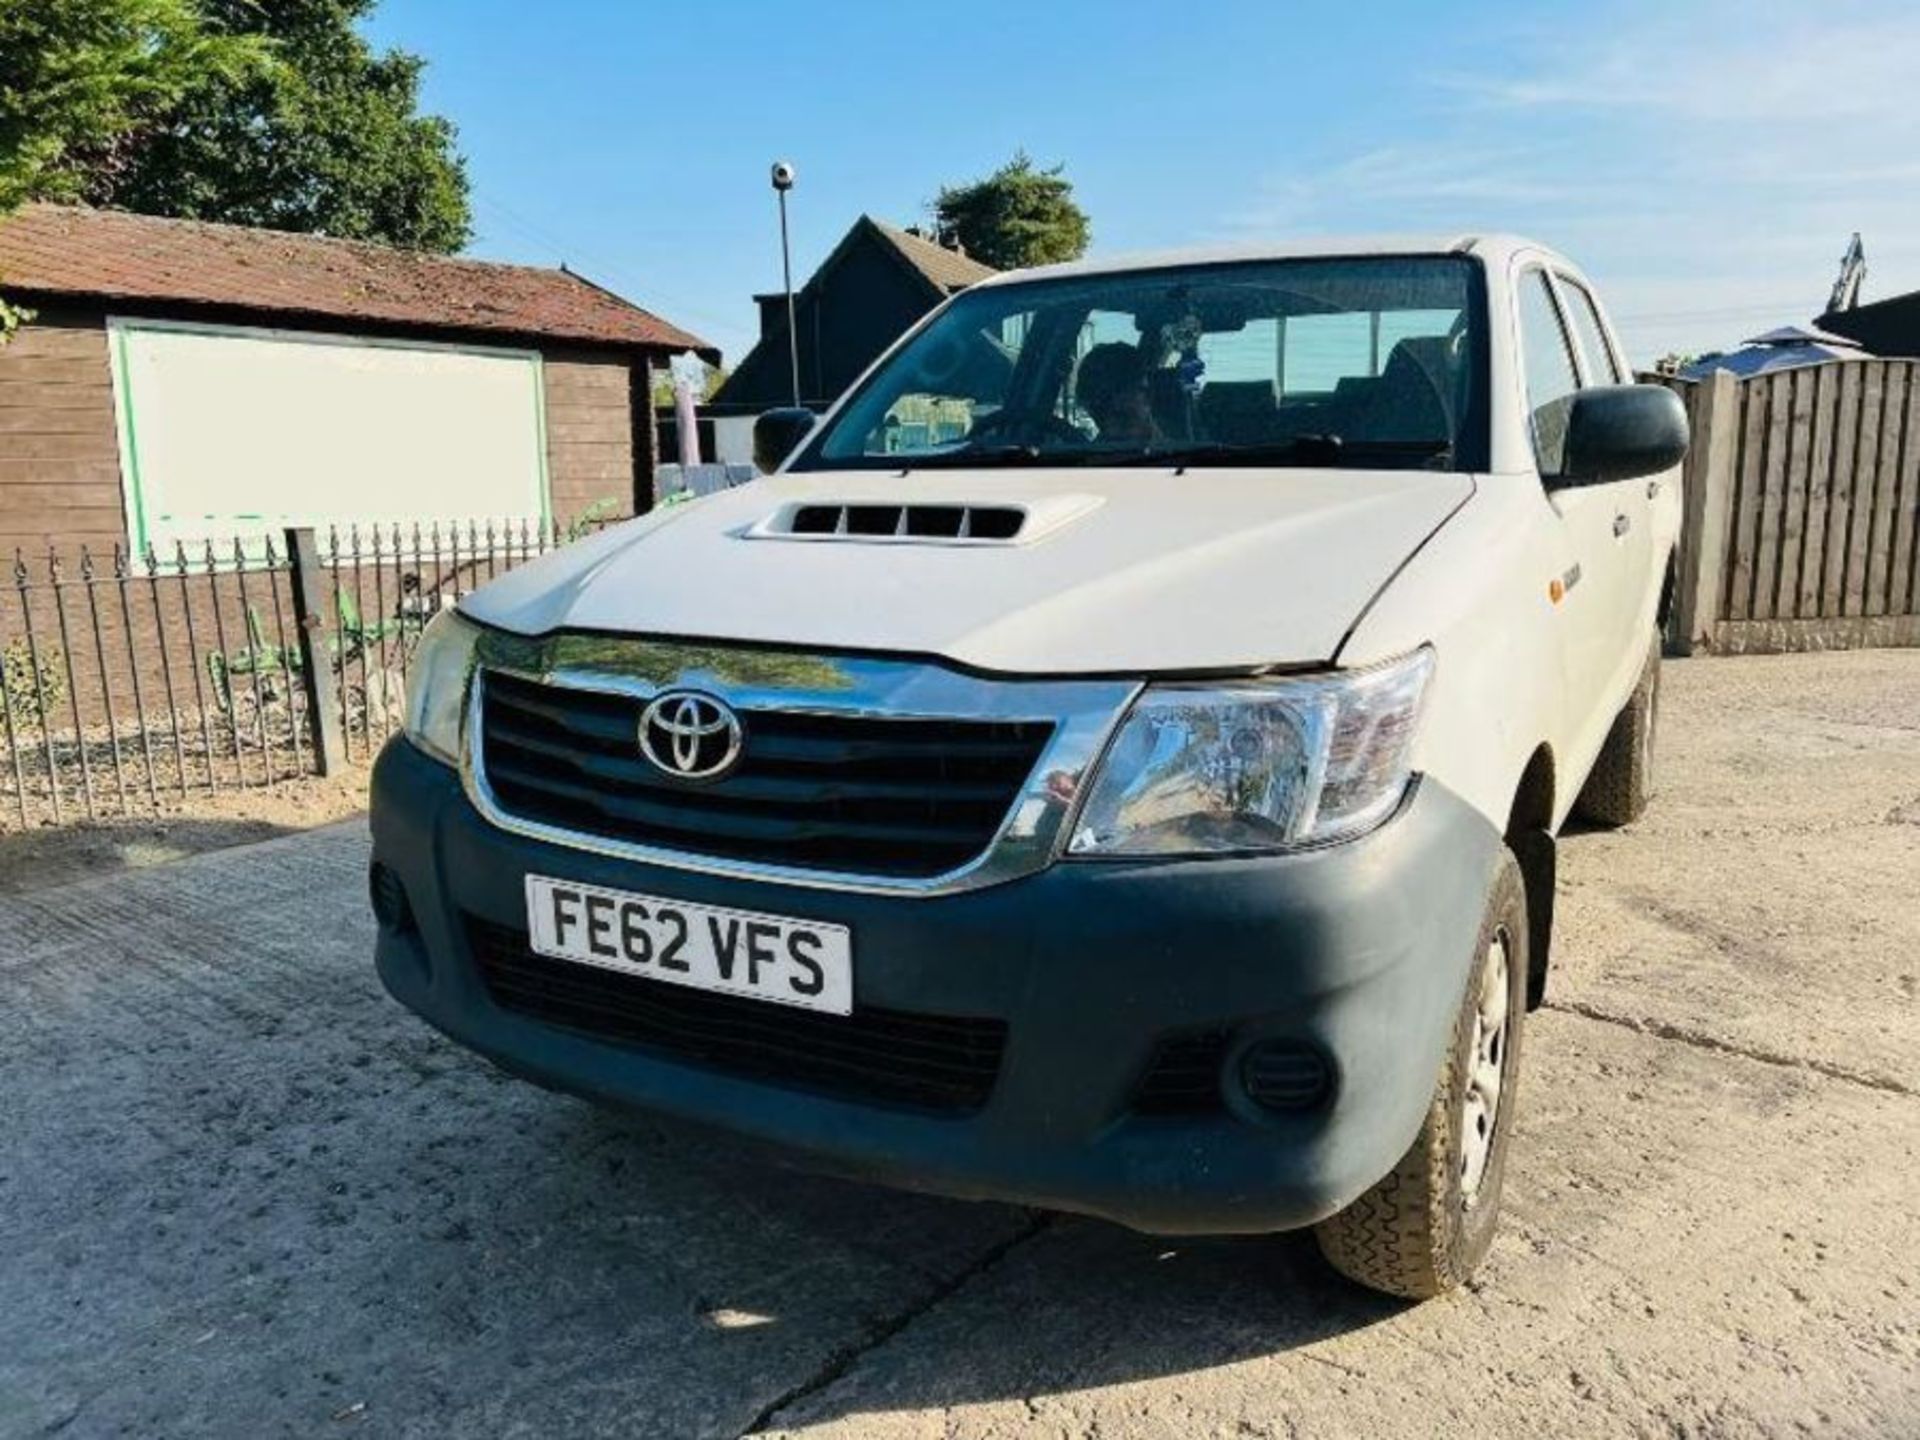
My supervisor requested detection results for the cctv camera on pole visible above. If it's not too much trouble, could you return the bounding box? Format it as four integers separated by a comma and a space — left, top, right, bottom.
771, 161, 800, 407
751, 160, 817, 473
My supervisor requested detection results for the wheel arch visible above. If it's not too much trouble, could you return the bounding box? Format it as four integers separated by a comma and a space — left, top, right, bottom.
1656, 547, 1680, 654
1504, 744, 1557, 1010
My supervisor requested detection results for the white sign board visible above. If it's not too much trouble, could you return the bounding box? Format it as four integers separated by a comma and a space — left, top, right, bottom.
108, 318, 550, 555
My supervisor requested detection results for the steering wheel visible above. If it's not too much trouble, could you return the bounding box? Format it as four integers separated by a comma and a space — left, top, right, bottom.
969, 408, 1085, 448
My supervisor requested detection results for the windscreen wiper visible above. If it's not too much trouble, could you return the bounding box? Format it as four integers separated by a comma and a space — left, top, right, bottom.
1118, 435, 1454, 469
896, 444, 1047, 470
894, 435, 1452, 471
898, 443, 1117, 470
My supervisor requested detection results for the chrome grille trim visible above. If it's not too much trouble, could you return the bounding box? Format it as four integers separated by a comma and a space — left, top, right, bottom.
460, 633, 1140, 897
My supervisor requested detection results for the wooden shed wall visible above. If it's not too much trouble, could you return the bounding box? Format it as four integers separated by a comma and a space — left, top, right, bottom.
0, 306, 121, 558
0, 305, 653, 561
542, 346, 650, 525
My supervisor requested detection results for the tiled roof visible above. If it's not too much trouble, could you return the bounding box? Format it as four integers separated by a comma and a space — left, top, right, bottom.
0, 203, 716, 357
869, 220, 998, 292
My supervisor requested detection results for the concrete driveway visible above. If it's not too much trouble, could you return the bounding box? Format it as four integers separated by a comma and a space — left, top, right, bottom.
3, 652, 1917, 1439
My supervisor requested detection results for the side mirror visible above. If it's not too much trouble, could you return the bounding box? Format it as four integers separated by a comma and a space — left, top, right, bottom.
1554, 384, 1689, 488
753, 407, 817, 473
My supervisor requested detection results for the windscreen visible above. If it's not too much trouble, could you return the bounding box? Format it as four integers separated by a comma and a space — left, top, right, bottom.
793, 255, 1487, 472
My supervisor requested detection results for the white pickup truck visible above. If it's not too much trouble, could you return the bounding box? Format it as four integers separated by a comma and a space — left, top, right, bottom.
370, 234, 1686, 1298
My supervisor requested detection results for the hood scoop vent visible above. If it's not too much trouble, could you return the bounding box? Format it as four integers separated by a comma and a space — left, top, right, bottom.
793, 503, 1022, 540
749, 495, 1102, 547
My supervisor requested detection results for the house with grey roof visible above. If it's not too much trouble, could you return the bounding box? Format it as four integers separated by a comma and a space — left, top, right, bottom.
701, 216, 995, 460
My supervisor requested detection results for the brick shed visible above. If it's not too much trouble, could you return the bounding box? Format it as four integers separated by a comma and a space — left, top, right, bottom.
0, 204, 717, 560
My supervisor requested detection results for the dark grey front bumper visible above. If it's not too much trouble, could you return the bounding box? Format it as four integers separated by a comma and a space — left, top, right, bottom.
370, 736, 1503, 1235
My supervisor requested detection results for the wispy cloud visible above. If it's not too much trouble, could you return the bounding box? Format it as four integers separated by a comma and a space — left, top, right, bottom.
1441, 5, 1920, 124
1224, 1, 1920, 362
1220, 146, 1578, 235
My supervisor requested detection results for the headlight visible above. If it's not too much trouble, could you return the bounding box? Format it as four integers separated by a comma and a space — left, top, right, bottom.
403, 610, 482, 766
1067, 648, 1435, 856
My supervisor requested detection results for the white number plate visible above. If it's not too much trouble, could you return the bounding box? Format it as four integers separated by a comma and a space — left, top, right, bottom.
523, 875, 853, 1016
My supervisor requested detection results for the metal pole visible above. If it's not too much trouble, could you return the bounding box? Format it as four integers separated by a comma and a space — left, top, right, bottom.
286, 526, 345, 776
778, 187, 800, 407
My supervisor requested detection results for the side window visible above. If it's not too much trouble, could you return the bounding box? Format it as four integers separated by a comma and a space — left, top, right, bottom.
1517, 270, 1579, 475
1559, 279, 1623, 385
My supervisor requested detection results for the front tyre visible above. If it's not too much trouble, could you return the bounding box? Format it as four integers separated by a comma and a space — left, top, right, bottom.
1573, 630, 1661, 827
1312, 851, 1528, 1299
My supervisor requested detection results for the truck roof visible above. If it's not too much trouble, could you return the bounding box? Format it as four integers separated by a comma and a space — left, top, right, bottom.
976, 233, 1558, 286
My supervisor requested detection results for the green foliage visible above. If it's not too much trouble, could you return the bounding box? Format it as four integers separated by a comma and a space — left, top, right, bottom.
650, 361, 730, 411
0, 0, 267, 210
205, 586, 417, 713
107, 0, 471, 251
1, 635, 66, 730
0, 0, 470, 253
205, 602, 293, 713
0, 293, 31, 344
563, 498, 621, 543
932, 151, 1091, 272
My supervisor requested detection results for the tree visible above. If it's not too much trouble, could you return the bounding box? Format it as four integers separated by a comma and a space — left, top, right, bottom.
0, 0, 268, 337
651, 356, 729, 410
932, 151, 1090, 272
103, 0, 471, 252
0, 0, 265, 212
0, 0, 470, 253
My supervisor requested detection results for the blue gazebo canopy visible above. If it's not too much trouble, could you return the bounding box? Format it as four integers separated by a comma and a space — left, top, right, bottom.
1681, 324, 1865, 379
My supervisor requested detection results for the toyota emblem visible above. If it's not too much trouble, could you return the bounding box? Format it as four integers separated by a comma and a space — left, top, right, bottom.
638, 691, 744, 781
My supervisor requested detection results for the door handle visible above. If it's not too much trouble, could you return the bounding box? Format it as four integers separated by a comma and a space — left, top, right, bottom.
1613, 513, 1631, 538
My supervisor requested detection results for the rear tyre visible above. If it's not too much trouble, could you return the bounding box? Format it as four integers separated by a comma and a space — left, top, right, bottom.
1312, 852, 1528, 1300
1573, 631, 1660, 828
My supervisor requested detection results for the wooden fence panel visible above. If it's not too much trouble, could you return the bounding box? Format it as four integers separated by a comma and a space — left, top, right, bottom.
1797, 364, 1837, 618
1865, 366, 1908, 615
1892, 377, 1920, 616
1821, 365, 1861, 617
1667, 357, 1920, 653
1773, 367, 1809, 618
1758, 372, 1781, 622
1842, 366, 1883, 616
1725, 376, 1768, 621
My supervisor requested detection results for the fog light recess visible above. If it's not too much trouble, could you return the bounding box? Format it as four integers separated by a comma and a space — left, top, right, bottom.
368, 863, 414, 933
1239, 1040, 1332, 1113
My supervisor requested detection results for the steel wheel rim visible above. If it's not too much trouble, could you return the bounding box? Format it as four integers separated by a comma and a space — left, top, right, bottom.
1459, 929, 1511, 1208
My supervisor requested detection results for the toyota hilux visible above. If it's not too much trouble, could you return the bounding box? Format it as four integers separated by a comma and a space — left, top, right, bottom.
368, 234, 1687, 1297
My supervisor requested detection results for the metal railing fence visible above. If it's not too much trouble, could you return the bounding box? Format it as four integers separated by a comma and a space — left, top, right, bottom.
3, 518, 598, 828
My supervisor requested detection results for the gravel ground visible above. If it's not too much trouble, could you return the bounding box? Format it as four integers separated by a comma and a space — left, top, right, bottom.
0, 765, 372, 897
2, 651, 1917, 1439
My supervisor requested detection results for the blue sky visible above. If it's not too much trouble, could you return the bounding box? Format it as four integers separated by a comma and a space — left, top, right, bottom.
369, 0, 1920, 370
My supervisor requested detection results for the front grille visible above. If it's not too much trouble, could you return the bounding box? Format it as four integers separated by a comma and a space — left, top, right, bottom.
467, 919, 1006, 1113
478, 670, 1053, 878
1132, 1030, 1230, 1116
